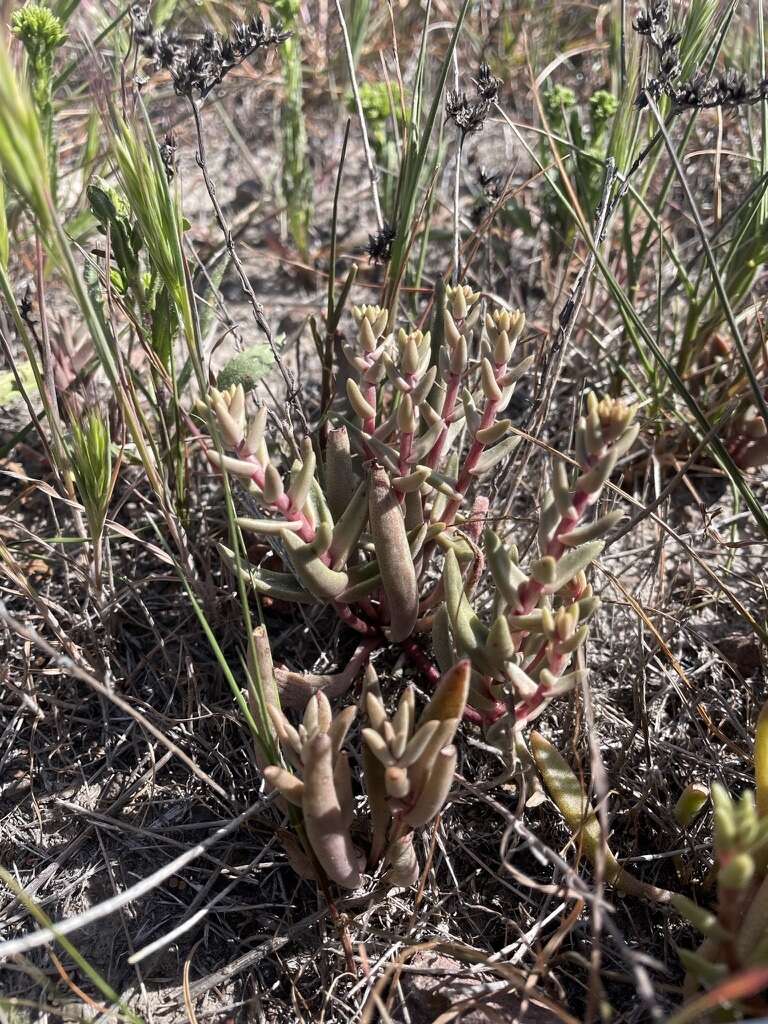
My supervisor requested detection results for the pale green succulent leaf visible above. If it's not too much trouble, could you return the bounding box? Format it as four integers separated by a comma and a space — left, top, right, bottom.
551, 541, 604, 590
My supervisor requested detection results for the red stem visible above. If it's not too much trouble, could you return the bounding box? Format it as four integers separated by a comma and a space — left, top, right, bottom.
333, 601, 381, 635
512, 687, 548, 728
232, 442, 319, 548
399, 639, 485, 725
398, 430, 413, 480
441, 361, 507, 526
545, 489, 591, 559
425, 370, 462, 470
514, 486, 593, 615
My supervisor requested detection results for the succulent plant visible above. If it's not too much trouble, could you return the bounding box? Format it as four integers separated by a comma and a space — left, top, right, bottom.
264, 691, 362, 888
202, 286, 636, 745
262, 660, 470, 889
361, 660, 469, 874
434, 392, 638, 740
672, 702, 768, 1014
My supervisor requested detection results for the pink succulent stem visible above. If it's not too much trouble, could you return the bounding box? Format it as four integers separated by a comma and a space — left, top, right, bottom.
358, 598, 379, 621
234, 443, 320, 549
510, 633, 571, 727
401, 638, 441, 684
505, 425, 614, 621
512, 689, 548, 728
514, 485, 594, 615
441, 362, 507, 526
425, 370, 462, 470
398, 430, 413, 476
545, 489, 591, 559
333, 602, 380, 635
400, 639, 485, 725
496, 458, 607, 727
523, 642, 548, 678
483, 704, 507, 725
201, 424, 320, 548
475, 676, 508, 725
485, 646, 563, 730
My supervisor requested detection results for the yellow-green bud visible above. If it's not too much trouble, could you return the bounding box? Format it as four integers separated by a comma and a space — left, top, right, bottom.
674, 783, 709, 828
719, 852, 755, 890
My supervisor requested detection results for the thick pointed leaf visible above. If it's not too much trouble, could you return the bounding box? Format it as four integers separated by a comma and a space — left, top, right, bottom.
469, 435, 521, 476
217, 543, 316, 603
281, 530, 350, 600
551, 541, 604, 590
369, 465, 418, 642
484, 528, 526, 608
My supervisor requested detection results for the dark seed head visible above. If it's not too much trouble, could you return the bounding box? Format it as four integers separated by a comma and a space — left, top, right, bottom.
133, 10, 289, 98
366, 223, 396, 265
475, 63, 501, 102
446, 90, 491, 136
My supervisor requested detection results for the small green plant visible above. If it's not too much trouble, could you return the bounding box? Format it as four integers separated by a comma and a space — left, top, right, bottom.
274, 0, 313, 258
0, 12, 55, 232
349, 80, 404, 222
67, 409, 114, 599
88, 154, 190, 509
544, 83, 577, 120
10, 2, 66, 195
87, 179, 144, 300
537, 82, 619, 254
